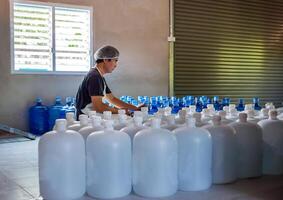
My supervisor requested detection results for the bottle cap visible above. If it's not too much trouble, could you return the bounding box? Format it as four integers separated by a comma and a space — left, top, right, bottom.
55, 119, 67, 132
151, 118, 161, 128
88, 110, 96, 117
79, 114, 88, 126
141, 107, 148, 112
269, 109, 278, 120
212, 115, 221, 126
91, 115, 102, 126
239, 113, 247, 122
103, 111, 112, 120
133, 116, 143, 125
66, 112, 74, 120
186, 117, 196, 127
219, 111, 226, 118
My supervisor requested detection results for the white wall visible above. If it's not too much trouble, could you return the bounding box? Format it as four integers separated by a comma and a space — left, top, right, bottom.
0, 0, 169, 131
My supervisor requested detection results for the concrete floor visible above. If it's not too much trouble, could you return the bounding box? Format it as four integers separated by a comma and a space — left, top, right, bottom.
0, 138, 283, 200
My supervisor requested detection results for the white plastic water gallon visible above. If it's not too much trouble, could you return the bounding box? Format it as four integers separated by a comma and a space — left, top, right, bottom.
230, 113, 263, 178
68, 114, 88, 131
86, 120, 131, 199
204, 116, 237, 184
39, 119, 85, 200
173, 117, 212, 191
66, 112, 79, 127
120, 116, 146, 141
78, 116, 104, 141
258, 110, 283, 175
162, 115, 180, 131
133, 118, 178, 198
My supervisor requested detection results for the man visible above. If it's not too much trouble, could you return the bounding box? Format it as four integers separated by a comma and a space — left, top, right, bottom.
75, 45, 141, 119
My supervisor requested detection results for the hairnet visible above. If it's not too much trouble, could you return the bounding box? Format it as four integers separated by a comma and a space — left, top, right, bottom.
94, 45, 119, 61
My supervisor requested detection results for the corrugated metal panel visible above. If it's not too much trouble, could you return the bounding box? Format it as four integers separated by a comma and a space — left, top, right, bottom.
174, 0, 283, 105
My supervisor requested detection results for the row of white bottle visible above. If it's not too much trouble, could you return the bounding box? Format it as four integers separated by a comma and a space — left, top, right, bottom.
39, 108, 283, 200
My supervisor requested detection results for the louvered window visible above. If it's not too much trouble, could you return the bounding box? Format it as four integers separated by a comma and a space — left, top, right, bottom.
10, 0, 93, 74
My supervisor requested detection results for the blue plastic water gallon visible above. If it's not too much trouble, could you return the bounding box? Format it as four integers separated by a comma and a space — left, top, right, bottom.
29, 98, 49, 136
58, 97, 76, 119
48, 97, 64, 130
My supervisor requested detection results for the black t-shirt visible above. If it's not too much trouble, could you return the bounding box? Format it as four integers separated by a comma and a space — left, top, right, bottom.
75, 68, 111, 118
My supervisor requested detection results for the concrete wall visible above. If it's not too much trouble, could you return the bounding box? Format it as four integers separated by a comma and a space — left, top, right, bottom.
0, 0, 169, 131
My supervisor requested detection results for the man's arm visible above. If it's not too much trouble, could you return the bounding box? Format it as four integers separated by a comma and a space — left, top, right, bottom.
105, 93, 139, 111
91, 96, 119, 114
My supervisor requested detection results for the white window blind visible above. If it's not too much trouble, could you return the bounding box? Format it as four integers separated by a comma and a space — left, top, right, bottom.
11, 0, 92, 74
55, 7, 91, 72
13, 3, 52, 71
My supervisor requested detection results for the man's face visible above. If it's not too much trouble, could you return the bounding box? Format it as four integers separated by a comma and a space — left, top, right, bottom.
103, 59, 118, 73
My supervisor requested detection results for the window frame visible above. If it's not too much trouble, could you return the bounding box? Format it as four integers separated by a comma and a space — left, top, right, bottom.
10, 0, 94, 75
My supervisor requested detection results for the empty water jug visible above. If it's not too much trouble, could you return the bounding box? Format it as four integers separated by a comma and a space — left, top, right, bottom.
39, 119, 85, 200
29, 98, 49, 135
258, 110, 283, 175
173, 117, 212, 191
86, 120, 131, 199
204, 116, 237, 184
48, 97, 64, 130
133, 118, 178, 198
230, 113, 263, 178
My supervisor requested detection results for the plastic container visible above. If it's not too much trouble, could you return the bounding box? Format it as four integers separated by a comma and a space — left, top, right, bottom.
173, 118, 212, 191
66, 112, 79, 127
79, 116, 104, 141
204, 116, 237, 184
120, 116, 146, 141
258, 110, 283, 175
48, 97, 64, 130
86, 120, 131, 199
29, 98, 49, 135
39, 119, 85, 200
68, 114, 89, 131
133, 118, 178, 198
230, 113, 263, 178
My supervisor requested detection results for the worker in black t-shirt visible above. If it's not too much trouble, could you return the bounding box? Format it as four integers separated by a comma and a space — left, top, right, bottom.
75, 45, 141, 119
